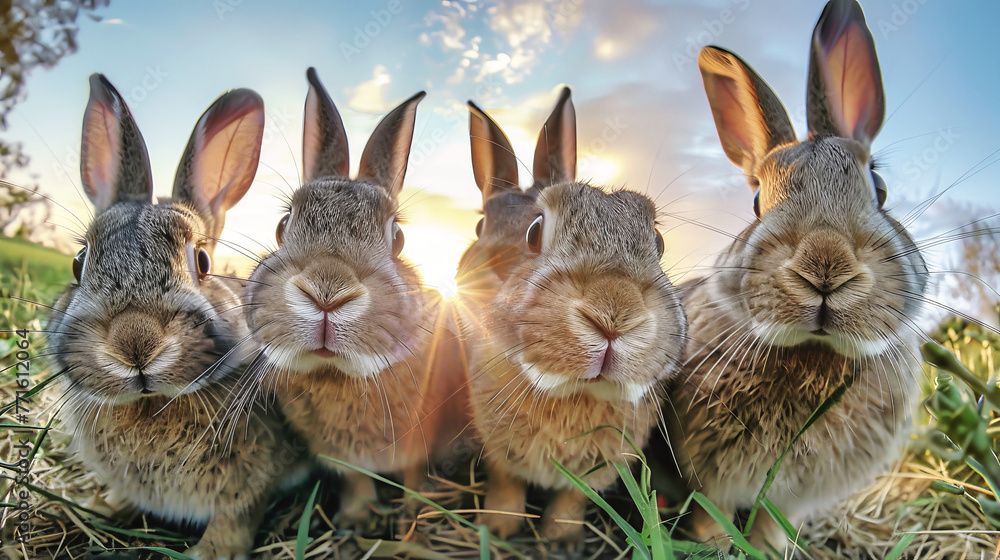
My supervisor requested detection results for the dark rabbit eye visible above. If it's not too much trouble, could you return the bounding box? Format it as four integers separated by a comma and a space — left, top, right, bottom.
391, 221, 404, 258
871, 170, 887, 208
196, 248, 211, 279
73, 247, 87, 281
655, 231, 665, 257
475, 217, 485, 238
753, 189, 761, 218
526, 214, 543, 253
276, 213, 290, 245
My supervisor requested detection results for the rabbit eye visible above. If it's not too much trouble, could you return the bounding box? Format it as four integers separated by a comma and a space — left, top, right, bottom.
73, 247, 87, 281
196, 247, 211, 279
753, 190, 761, 218
526, 214, 543, 253
276, 213, 290, 245
655, 231, 665, 257
871, 170, 887, 208
475, 218, 485, 238
391, 222, 405, 258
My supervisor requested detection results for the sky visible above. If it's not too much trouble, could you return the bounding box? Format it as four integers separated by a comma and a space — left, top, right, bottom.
6, 0, 1000, 321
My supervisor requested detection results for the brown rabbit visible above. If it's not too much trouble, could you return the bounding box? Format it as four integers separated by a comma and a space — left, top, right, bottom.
456, 88, 687, 544
675, 0, 928, 553
243, 68, 439, 529
48, 75, 297, 560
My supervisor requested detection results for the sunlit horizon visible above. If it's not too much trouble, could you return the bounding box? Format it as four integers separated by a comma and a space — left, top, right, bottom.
5, 0, 1000, 317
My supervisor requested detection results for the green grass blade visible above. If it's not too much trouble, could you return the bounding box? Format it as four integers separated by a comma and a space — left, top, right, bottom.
296, 480, 321, 560
611, 461, 670, 560
648, 491, 669, 560
691, 492, 765, 560
884, 532, 917, 560
479, 524, 490, 560
554, 458, 651, 560
760, 497, 804, 552
744, 383, 847, 535
87, 520, 191, 543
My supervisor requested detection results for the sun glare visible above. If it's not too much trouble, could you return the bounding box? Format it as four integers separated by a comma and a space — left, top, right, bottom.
403, 223, 471, 298
578, 154, 621, 186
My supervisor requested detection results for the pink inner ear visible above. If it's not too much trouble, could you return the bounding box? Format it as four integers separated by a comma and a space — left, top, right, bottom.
81, 102, 123, 206
302, 85, 323, 182
192, 98, 264, 215
821, 22, 882, 142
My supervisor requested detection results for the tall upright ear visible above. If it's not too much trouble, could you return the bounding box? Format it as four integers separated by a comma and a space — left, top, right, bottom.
172, 88, 265, 245
357, 91, 425, 199
469, 100, 519, 202
698, 47, 796, 182
303, 67, 350, 183
532, 86, 576, 188
81, 73, 153, 214
806, 0, 884, 147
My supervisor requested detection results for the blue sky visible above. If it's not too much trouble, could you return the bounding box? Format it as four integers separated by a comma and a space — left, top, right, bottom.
6, 0, 1000, 312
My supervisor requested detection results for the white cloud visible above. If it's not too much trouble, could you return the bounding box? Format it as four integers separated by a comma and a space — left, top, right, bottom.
100, 18, 131, 26
346, 65, 392, 113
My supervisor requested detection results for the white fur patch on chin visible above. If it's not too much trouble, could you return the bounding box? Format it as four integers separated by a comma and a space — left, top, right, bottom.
264, 344, 397, 378
518, 363, 653, 404
753, 322, 891, 357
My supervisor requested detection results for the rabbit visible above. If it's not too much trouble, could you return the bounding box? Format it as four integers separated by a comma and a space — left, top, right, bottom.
455, 87, 688, 544
46, 74, 298, 560
242, 67, 437, 530
674, 0, 929, 553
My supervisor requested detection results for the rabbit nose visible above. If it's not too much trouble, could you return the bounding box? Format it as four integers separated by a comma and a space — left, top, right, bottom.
107, 311, 166, 369
787, 230, 860, 295
298, 285, 360, 312
578, 276, 646, 338
580, 310, 622, 341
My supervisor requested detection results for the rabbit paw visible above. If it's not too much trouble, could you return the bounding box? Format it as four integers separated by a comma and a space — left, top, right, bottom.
479, 510, 524, 539
183, 541, 250, 560
540, 517, 585, 546
334, 496, 379, 533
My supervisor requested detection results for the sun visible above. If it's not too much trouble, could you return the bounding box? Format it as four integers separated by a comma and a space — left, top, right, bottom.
403, 223, 472, 298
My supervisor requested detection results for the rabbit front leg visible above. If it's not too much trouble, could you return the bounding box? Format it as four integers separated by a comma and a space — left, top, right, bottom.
184, 501, 264, 560
480, 462, 526, 538
335, 470, 379, 530
541, 487, 588, 546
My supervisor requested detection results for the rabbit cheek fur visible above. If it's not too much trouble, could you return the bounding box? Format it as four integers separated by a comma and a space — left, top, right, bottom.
467, 182, 686, 539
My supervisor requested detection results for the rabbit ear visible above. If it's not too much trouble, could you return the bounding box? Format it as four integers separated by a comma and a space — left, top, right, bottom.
698, 47, 796, 182
469, 100, 519, 201
532, 87, 576, 188
81, 73, 153, 214
303, 67, 350, 183
807, 0, 884, 147
173, 88, 265, 245
357, 91, 425, 199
